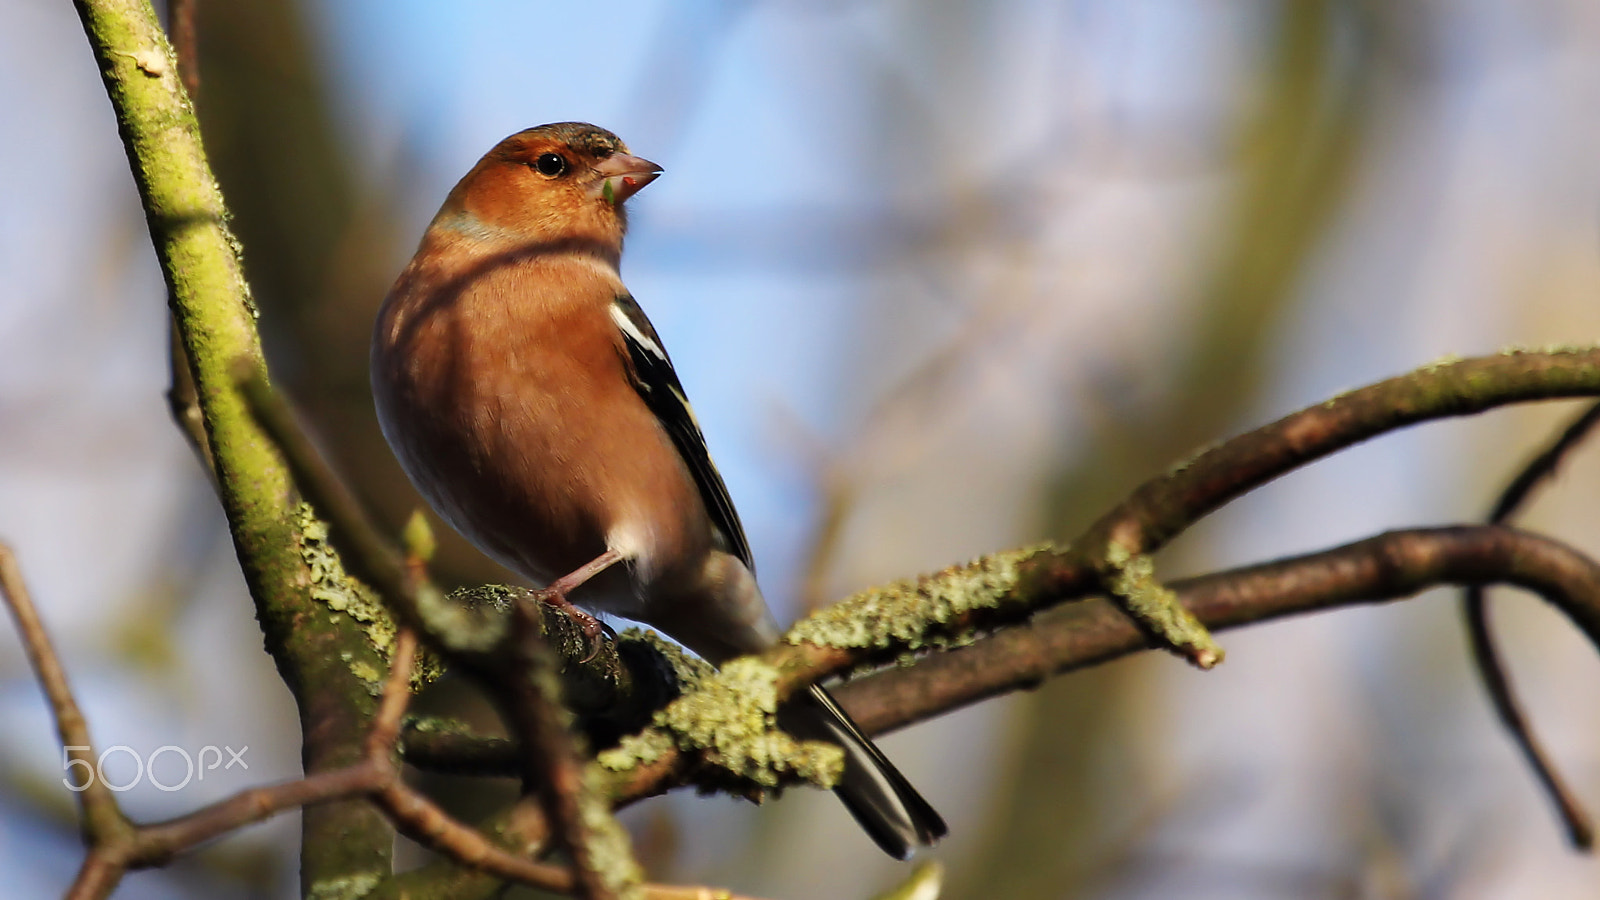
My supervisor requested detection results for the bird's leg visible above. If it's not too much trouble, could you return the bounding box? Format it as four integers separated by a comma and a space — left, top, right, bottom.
533, 549, 622, 656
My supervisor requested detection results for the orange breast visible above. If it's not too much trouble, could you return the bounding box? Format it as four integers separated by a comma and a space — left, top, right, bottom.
372, 242, 710, 613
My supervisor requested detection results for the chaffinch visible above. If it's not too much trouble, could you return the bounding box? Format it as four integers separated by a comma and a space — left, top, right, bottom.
371, 122, 945, 858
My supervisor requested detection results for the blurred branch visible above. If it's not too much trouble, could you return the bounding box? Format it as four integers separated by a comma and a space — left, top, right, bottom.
167, 0, 199, 99
1463, 399, 1600, 849
234, 365, 409, 604
0, 545, 133, 877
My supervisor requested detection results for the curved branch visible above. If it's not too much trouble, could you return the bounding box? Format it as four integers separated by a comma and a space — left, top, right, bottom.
1077, 350, 1600, 561
1059, 349, 1600, 660
1463, 399, 1600, 848
839, 526, 1600, 735
589, 526, 1600, 809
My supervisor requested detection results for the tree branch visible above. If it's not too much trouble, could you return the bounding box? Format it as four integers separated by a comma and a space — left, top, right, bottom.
840, 525, 1600, 735
71, 0, 401, 887
1463, 399, 1600, 848
578, 524, 1600, 812
0, 545, 132, 852
1064, 348, 1600, 664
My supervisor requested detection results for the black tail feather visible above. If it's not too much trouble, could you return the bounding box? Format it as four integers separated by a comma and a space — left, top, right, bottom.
779, 683, 947, 859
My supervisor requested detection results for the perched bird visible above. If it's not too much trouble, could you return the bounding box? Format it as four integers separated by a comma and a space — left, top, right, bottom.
371, 122, 946, 858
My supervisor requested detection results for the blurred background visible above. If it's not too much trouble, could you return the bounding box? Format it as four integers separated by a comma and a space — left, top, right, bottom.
3, 0, 1600, 897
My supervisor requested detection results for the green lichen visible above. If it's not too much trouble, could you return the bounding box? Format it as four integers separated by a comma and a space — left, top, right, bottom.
299, 504, 394, 641
785, 543, 1056, 654
596, 728, 675, 772
297, 503, 445, 691
580, 767, 645, 899
662, 658, 781, 780
610, 658, 845, 789
1103, 540, 1223, 669
404, 715, 481, 736
305, 873, 381, 900
1419, 353, 1463, 373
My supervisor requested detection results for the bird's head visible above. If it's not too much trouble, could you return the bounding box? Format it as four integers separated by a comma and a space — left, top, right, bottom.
434, 122, 661, 255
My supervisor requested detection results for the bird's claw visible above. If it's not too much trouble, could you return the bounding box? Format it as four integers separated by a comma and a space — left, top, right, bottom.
532, 587, 604, 663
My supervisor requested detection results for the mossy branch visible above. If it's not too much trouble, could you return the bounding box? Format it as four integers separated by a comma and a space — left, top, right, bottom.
71, 0, 398, 890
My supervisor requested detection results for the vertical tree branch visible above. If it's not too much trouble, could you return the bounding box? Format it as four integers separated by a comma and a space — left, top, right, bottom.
159, 0, 213, 475
69, 0, 397, 891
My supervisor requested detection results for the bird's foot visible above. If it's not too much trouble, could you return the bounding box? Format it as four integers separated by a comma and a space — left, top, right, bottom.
532, 587, 605, 662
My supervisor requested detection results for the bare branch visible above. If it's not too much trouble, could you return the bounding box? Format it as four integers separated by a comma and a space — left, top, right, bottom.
500, 603, 629, 899
129, 765, 386, 867
0, 544, 128, 845
167, 0, 199, 101
1464, 399, 1600, 849
1063, 349, 1600, 662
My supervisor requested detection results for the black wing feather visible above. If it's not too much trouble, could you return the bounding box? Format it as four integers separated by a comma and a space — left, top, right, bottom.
609, 294, 754, 571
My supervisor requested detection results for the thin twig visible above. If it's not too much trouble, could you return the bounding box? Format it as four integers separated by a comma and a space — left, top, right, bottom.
0, 544, 591, 897
165, 322, 215, 478
0, 544, 128, 844
368, 628, 419, 755
363, 625, 590, 894
168, 0, 199, 101
503, 603, 622, 900
1487, 401, 1600, 523
130, 764, 385, 863
376, 781, 577, 892
1463, 399, 1600, 848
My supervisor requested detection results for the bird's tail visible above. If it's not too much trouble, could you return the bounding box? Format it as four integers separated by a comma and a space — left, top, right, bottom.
779, 683, 947, 859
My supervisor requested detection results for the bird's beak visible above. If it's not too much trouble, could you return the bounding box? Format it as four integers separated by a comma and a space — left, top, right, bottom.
592, 154, 662, 205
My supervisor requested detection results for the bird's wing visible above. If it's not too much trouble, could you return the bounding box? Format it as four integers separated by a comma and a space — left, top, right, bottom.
609, 294, 755, 571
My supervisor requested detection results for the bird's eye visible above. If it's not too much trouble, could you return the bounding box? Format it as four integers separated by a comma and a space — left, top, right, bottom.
534, 153, 568, 177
